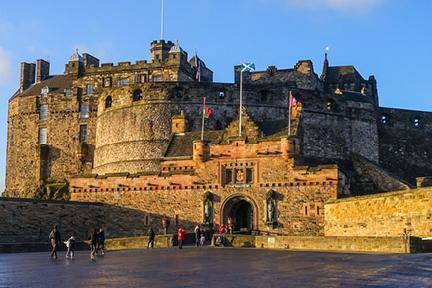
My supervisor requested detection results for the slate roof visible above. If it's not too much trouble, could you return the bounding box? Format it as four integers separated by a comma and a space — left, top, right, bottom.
13, 74, 73, 99
164, 130, 224, 158
326, 66, 364, 83
163, 119, 291, 158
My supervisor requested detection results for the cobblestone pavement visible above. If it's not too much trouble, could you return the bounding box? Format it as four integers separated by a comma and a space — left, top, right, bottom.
1, 248, 432, 288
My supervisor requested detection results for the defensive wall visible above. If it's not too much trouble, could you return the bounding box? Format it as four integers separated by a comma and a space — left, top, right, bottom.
212, 234, 424, 254
378, 107, 432, 185
325, 186, 432, 238
0, 197, 155, 244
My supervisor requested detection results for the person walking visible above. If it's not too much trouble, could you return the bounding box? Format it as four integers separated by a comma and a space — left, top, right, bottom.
147, 227, 155, 249
49, 225, 61, 260
89, 228, 98, 260
64, 235, 76, 259
177, 227, 186, 249
200, 233, 206, 247
96, 227, 105, 256
194, 225, 201, 247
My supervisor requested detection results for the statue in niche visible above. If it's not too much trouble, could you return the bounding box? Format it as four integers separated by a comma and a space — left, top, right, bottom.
203, 192, 214, 226
266, 191, 277, 225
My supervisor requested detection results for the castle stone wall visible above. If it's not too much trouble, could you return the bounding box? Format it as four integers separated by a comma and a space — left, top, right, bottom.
325, 187, 432, 237
378, 107, 432, 185
0, 198, 151, 243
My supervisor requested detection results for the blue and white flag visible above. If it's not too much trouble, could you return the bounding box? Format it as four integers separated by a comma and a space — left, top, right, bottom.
241, 62, 255, 72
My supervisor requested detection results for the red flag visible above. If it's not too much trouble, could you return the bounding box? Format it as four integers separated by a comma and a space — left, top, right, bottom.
204, 104, 212, 119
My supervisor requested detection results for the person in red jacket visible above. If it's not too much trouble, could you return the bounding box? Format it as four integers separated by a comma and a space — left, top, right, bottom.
218, 225, 226, 234
177, 227, 186, 249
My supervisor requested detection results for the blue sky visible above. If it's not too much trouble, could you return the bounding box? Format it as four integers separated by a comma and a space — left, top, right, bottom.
0, 0, 431, 192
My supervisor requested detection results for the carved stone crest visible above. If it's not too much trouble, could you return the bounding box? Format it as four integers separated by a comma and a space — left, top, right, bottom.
236, 169, 244, 182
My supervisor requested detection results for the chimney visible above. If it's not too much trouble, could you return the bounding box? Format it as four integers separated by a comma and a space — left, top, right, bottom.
36, 59, 50, 83
19, 62, 36, 92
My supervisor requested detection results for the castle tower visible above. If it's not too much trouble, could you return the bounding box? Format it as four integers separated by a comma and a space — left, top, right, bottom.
65, 49, 84, 77
150, 40, 175, 63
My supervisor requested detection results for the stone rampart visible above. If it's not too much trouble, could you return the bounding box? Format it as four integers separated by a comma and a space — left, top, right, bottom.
325, 188, 432, 237
0, 198, 152, 243
212, 234, 423, 253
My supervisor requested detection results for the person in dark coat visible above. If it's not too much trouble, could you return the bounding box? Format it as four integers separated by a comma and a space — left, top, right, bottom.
49, 225, 61, 259
96, 228, 105, 255
89, 228, 98, 260
147, 227, 155, 249
194, 225, 202, 247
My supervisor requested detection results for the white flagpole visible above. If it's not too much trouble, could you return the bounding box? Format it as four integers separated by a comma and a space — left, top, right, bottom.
160, 0, 165, 40
239, 68, 243, 137
288, 91, 292, 137
201, 97, 206, 141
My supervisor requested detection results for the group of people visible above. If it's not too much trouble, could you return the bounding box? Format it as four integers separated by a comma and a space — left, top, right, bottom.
193, 225, 206, 247
214, 224, 229, 247
48, 225, 106, 260
89, 227, 106, 260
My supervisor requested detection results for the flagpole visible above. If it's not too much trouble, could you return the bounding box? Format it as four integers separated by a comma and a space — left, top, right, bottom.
201, 97, 206, 141
239, 68, 243, 137
160, 0, 165, 40
288, 91, 292, 137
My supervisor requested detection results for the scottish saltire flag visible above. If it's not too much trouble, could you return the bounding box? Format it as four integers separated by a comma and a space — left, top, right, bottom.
241, 62, 255, 72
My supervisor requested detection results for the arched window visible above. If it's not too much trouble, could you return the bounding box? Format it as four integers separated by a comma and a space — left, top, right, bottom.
326, 99, 335, 110
132, 89, 143, 102
381, 114, 390, 125
105, 96, 112, 109
413, 117, 421, 128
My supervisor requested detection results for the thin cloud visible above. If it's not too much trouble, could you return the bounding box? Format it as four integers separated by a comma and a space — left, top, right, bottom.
266, 0, 384, 11
0, 47, 12, 86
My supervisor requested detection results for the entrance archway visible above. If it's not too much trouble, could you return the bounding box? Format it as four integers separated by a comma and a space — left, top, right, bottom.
222, 194, 257, 233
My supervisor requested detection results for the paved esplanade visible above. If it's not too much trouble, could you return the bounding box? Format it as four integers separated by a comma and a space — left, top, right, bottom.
0, 248, 431, 287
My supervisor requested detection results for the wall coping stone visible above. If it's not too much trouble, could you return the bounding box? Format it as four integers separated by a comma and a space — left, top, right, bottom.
0, 197, 103, 206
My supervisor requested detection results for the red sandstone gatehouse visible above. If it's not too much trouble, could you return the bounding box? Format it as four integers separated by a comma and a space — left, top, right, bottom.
70, 110, 348, 235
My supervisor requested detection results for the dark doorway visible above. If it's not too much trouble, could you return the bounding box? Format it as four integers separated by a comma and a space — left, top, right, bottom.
223, 196, 255, 233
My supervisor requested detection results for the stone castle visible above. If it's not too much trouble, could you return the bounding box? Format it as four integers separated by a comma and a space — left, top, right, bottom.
5, 39, 432, 236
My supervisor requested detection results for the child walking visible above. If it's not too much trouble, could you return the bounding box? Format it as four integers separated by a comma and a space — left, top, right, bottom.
65, 235, 76, 259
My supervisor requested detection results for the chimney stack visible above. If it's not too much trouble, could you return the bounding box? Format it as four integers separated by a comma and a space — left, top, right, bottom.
36, 59, 50, 83
19, 62, 36, 92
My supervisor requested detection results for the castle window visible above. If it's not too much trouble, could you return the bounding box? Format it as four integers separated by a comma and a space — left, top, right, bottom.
225, 169, 234, 185
86, 84, 93, 95
39, 104, 48, 120
41, 86, 49, 97
119, 78, 129, 87
105, 96, 112, 108
413, 117, 421, 128
132, 89, 143, 102
153, 76, 162, 82
38, 128, 47, 144
326, 99, 335, 110
134, 74, 141, 84
103, 77, 112, 88
79, 103, 89, 119
246, 168, 254, 184
381, 115, 390, 125
141, 74, 148, 83
64, 89, 72, 97
79, 125, 88, 143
